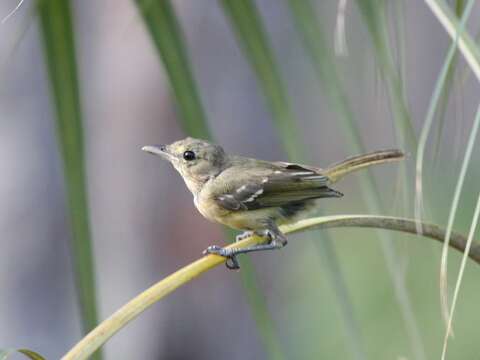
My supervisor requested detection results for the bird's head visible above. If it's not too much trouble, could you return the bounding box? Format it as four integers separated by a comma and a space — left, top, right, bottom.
142, 137, 227, 193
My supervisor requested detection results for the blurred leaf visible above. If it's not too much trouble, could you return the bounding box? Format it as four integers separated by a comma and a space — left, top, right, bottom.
220, 0, 302, 161
442, 183, 480, 359
458, 28, 480, 87
37, 2, 101, 359
134, 2, 283, 359
0, 350, 12, 360
355, 1, 415, 219
17, 350, 47, 360
135, 0, 211, 139
312, 239, 365, 360
222, 228, 284, 360
439, 103, 480, 337
393, 0, 407, 101
286, 0, 386, 209
287, 0, 373, 187
219, 1, 366, 359
287, 2, 425, 359
415, 0, 475, 244
0, 349, 46, 360
424, 0, 480, 80
422, 0, 480, 334
431, 0, 467, 164
356, 0, 417, 152
344, 3, 427, 359
237, 259, 285, 360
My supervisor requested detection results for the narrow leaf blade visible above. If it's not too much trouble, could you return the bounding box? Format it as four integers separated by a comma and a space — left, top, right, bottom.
134, 2, 282, 359
37, 0, 101, 358
135, 0, 211, 139
219, 2, 365, 359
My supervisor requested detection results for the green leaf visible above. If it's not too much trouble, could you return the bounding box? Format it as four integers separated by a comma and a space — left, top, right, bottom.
134, 2, 282, 359
288, 2, 425, 359
220, 0, 303, 161
421, 0, 480, 339
237, 258, 285, 360
0, 349, 12, 360
17, 350, 47, 360
135, 0, 211, 139
415, 0, 475, 240
442, 180, 480, 359
218, 2, 366, 359
286, 0, 372, 184
0, 349, 46, 360
37, 0, 101, 359
431, 0, 467, 165
356, 1, 417, 152
424, 0, 480, 80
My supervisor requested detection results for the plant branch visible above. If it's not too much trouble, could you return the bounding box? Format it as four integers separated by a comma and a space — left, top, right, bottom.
61, 215, 480, 360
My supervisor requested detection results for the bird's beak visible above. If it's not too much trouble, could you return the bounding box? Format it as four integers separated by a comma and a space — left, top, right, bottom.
141, 145, 174, 161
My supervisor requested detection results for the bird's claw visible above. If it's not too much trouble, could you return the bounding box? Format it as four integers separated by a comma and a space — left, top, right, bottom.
203, 245, 240, 270
202, 245, 224, 256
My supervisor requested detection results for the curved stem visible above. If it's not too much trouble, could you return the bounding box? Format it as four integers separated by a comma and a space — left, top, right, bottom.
283, 215, 480, 264
62, 215, 480, 360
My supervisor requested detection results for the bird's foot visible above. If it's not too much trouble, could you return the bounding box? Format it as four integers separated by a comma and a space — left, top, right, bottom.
203, 228, 288, 270
203, 245, 240, 270
254, 229, 288, 246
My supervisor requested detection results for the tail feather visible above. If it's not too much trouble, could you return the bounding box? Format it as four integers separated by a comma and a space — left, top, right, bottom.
324, 149, 405, 183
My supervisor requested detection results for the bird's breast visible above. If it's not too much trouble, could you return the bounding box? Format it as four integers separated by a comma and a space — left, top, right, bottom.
194, 191, 229, 223
194, 190, 280, 230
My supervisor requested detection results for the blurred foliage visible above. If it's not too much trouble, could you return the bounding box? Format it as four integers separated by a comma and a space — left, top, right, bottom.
61, 214, 478, 359
37, 1, 101, 359
9, 0, 480, 359
219, 1, 366, 358
135, 0, 211, 139
220, 0, 302, 161
0, 349, 46, 360
288, 2, 426, 358
431, 0, 467, 162
134, 1, 284, 358
356, 0, 417, 151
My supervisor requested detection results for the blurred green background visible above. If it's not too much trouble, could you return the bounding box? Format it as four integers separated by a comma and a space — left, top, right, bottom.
1, 0, 480, 359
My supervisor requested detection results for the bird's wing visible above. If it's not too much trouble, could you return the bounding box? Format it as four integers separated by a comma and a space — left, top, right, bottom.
214, 162, 342, 211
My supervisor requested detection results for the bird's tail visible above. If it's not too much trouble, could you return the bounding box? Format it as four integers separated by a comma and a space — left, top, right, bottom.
323, 149, 405, 183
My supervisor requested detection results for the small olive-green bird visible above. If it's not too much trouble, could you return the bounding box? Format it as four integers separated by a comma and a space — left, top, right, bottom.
143, 137, 404, 269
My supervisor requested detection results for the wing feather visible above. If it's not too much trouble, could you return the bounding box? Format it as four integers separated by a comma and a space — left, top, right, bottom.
214, 161, 342, 211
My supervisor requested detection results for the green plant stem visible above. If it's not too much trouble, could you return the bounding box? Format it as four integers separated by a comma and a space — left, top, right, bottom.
62, 215, 480, 360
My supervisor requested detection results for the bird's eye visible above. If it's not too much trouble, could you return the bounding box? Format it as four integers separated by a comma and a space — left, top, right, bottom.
183, 150, 196, 161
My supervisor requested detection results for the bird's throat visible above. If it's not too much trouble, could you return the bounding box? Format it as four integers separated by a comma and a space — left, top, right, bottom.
181, 173, 210, 196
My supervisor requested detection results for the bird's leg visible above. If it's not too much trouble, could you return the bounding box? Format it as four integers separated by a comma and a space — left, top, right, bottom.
203, 225, 288, 270
202, 245, 241, 270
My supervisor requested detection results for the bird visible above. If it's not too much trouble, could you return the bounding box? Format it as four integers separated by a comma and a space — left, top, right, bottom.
142, 137, 404, 269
